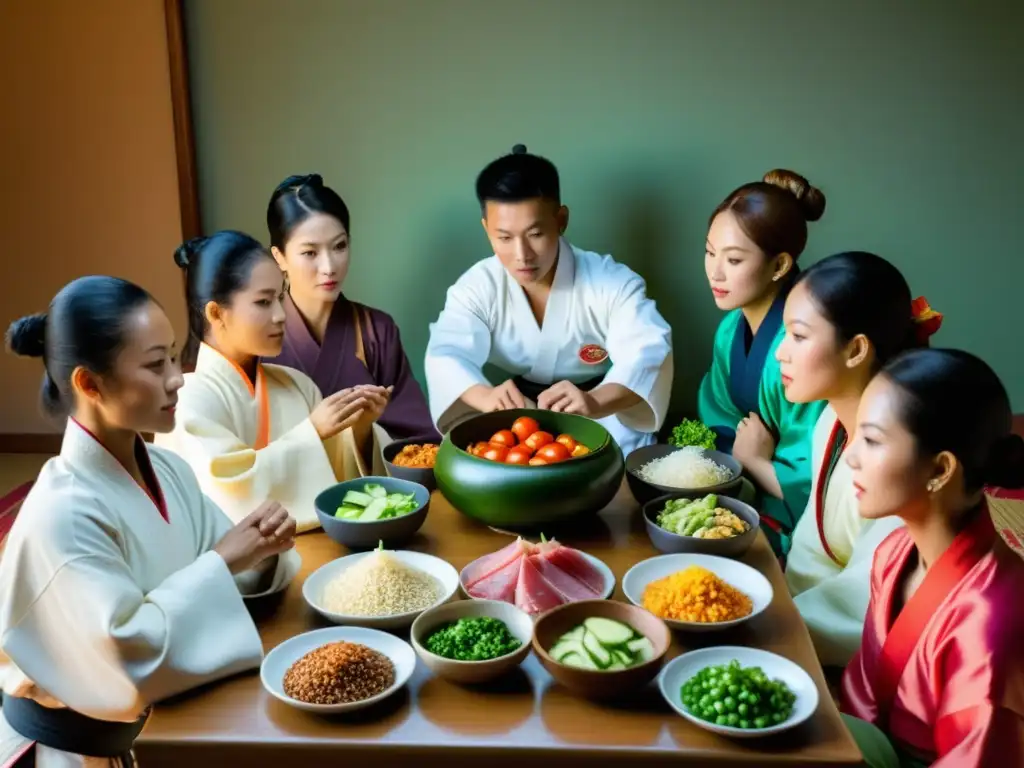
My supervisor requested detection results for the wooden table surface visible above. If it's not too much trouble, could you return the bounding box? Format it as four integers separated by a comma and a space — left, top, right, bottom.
136, 483, 861, 767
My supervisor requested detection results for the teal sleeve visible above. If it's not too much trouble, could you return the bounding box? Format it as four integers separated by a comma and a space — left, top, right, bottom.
697, 312, 744, 429
760, 348, 826, 536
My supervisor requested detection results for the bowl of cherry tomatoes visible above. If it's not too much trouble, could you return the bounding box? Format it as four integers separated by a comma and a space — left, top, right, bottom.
433, 409, 625, 529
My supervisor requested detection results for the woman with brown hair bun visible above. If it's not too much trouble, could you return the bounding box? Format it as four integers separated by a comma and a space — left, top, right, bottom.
698, 169, 828, 557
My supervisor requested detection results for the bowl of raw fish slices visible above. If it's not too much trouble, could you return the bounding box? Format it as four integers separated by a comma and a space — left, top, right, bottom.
459, 535, 615, 616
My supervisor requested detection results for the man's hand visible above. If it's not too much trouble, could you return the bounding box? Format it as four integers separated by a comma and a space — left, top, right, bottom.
537, 380, 599, 417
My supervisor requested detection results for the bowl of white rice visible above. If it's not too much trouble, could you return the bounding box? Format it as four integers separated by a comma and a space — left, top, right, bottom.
624, 445, 742, 506
303, 547, 460, 630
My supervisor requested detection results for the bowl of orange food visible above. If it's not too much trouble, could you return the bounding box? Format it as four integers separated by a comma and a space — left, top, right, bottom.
433, 409, 625, 529
383, 438, 440, 491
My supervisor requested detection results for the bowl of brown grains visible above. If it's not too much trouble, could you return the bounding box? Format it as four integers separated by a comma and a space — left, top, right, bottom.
260, 626, 416, 713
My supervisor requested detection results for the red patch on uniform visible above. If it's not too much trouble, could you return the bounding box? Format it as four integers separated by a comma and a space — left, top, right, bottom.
1002, 528, 1022, 551
578, 344, 608, 365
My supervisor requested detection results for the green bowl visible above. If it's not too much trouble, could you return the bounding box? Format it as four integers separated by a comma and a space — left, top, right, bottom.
434, 409, 625, 529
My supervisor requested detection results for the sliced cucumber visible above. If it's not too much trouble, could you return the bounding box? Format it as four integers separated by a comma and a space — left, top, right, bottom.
583, 617, 634, 646
334, 505, 364, 519
582, 630, 612, 667
364, 484, 388, 498
342, 490, 372, 507
360, 498, 389, 521
561, 652, 597, 670
561, 626, 586, 642
626, 637, 654, 662
549, 639, 582, 661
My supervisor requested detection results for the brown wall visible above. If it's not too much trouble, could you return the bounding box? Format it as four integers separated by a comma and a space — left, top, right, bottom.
0, 0, 184, 437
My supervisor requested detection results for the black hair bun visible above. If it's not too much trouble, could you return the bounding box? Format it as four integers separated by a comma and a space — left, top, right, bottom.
511, 144, 527, 155
274, 173, 322, 194
5, 313, 47, 358
173, 236, 208, 270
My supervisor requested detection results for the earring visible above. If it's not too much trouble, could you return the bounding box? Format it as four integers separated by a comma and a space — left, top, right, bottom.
772, 275, 780, 281
927, 480, 939, 493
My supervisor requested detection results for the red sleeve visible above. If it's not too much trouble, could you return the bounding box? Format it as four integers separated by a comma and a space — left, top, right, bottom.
934, 705, 1024, 767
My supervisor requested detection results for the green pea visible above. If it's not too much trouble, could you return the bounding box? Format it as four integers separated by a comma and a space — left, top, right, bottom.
727, 713, 739, 726
773, 712, 785, 724
699, 694, 711, 708
754, 716, 768, 729
709, 687, 723, 698
724, 696, 737, 712
727, 684, 740, 695
738, 703, 749, 716
713, 701, 725, 714
715, 715, 728, 726
748, 694, 760, 705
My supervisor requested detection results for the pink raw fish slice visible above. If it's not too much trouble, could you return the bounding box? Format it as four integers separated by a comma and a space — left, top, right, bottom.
466, 555, 522, 602
541, 546, 606, 595
461, 538, 529, 589
528, 554, 600, 601
514, 555, 565, 615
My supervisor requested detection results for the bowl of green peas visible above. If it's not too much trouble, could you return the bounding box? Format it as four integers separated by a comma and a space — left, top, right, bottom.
658, 646, 819, 737
411, 599, 534, 685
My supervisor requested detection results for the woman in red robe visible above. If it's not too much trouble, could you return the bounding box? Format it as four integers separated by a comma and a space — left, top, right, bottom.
840, 348, 1024, 767
264, 174, 439, 451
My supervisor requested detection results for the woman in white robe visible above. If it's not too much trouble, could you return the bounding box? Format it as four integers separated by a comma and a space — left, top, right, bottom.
153, 231, 392, 532
0, 275, 301, 767
775, 251, 942, 667
424, 145, 673, 458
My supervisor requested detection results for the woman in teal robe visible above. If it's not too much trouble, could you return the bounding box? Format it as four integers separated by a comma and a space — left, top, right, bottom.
697, 169, 828, 556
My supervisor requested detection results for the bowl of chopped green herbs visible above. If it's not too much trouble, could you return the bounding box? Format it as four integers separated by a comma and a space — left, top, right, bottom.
410, 599, 533, 684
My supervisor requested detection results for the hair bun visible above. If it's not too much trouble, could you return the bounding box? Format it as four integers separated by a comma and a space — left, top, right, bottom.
173, 236, 208, 269
5, 313, 47, 358
274, 173, 322, 194
763, 168, 827, 222
987, 433, 1024, 490
511, 144, 527, 155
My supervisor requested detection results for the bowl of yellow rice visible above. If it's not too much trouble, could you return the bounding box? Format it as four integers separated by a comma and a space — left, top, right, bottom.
621, 553, 772, 633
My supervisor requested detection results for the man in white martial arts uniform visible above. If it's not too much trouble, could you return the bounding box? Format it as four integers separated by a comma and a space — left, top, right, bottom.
425, 144, 674, 457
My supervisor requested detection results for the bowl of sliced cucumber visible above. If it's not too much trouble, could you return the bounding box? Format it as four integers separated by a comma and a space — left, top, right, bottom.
532, 599, 671, 699
314, 476, 430, 549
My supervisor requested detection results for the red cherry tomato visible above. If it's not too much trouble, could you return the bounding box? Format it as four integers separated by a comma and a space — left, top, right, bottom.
467, 442, 486, 456
536, 442, 571, 463
528, 457, 548, 466
505, 447, 532, 465
481, 444, 509, 462
489, 429, 518, 447
511, 417, 540, 442
555, 433, 578, 451
524, 430, 554, 452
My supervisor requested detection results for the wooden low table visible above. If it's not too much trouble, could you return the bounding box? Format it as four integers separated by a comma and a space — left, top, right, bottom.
137, 484, 861, 767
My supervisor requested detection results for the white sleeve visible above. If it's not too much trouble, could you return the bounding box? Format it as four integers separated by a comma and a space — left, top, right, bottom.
600, 270, 674, 432
0, 533, 262, 722
424, 273, 494, 432
167, 382, 335, 531
184, 462, 300, 597
792, 516, 905, 667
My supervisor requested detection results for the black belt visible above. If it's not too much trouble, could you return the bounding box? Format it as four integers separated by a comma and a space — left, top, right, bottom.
2, 692, 148, 762
511, 375, 603, 403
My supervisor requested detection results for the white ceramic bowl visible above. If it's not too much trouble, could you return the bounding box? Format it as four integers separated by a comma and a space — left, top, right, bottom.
303, 549, 460, 630
411, 599, 534, 684
260, 626, 417, 713
459, 552, 616, 610
658, 646, 819, 738
621, 553, 773, 632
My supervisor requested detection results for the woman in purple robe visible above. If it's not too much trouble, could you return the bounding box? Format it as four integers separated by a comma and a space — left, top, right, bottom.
265, 174, 439, 446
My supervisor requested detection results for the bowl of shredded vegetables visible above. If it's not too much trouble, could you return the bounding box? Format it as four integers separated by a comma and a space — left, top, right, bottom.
410, 599, 534, 684
642, 492, 760, 557
315, 476, 430, 549
383, 438, 439, 491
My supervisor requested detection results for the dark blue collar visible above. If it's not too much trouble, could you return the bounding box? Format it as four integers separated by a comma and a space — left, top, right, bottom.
728, 285, 790, 418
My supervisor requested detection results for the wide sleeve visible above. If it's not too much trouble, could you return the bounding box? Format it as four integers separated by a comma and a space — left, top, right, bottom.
792, 516, 905, 667
182, 459, 300, 597
0, 516, 263, 721
599, 268, 674, 433
370, 311, 441, 441
762, 363, 827, 531
424, 271, 495, 432
839, 540, 889, 722
933, 706, 1024, 767
697, 312, 744, 444
166, 378, 335, 531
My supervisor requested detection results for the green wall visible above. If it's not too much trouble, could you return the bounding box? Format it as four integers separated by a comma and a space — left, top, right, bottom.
185, 0, 1022, 418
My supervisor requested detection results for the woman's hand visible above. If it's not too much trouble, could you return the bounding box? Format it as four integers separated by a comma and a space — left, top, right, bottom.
350, 384, 392, 431
309, 388, 370, 439
732, 412, 776, 465
213, 501, 296, 575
